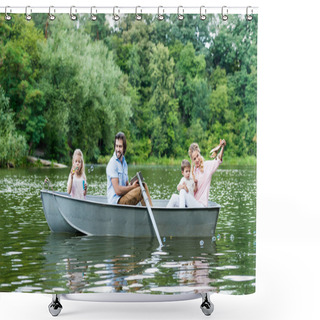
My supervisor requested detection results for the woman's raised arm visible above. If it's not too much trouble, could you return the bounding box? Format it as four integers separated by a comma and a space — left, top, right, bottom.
210, 139, 224, 158
217, 140, 226, 161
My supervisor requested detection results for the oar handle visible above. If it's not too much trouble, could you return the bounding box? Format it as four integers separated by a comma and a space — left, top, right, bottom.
137, 172, 163, 247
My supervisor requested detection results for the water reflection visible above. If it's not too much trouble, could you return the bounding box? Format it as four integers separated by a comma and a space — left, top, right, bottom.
40, 234, 221, 294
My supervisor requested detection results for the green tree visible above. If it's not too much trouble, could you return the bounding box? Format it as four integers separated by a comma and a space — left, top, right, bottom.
39, 15, 132, 162
208, 14, 258, 74
148, 43, 179, 157
111, 19, 155, 143
0, 87, 28, 167
229, 66, 257, 156
81, 14, 112, 42
0, 15, 46, 153
166, 14, 211, 55
209, 69, 229, 126
175, 42, 208, 126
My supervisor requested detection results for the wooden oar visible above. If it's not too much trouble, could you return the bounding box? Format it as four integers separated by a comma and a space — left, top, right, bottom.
137, 172, 163, 247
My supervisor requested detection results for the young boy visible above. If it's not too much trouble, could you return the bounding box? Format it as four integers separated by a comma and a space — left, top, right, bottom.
166, 160, 203, 208
177, 159, 196, 195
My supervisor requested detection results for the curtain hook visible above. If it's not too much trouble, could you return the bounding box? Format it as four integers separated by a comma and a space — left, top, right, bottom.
177, 6, 184, 21
70, 6, 77, 21
135, 6, 142, 21
48, 6, 55, 21
246, 6, 253, 21
5, 6, 12, 21
25, 6, 32, 21
113, 6, 120, 21
221, 6, 228, 21
157, 6, 164, 21
91, 6, 97, 21
200, 6, 206, 21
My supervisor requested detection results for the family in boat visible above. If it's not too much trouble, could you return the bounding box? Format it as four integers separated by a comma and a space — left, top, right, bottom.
67, 132, 226, 208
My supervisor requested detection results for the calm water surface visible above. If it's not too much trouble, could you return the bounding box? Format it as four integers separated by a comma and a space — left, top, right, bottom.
0, 165, 256, 295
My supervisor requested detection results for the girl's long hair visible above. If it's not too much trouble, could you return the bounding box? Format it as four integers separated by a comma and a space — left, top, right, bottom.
188, 143, 204, 181
72, 149, 86, 180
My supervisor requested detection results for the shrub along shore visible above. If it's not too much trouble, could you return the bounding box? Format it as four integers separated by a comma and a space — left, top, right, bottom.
2, 154, 256, 169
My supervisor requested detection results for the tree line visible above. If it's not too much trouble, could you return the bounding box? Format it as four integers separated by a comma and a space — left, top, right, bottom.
0, 13, 257, 167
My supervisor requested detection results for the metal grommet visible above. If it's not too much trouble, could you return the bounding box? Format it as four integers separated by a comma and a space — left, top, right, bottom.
178, 6, 184, 21
48, 6, 55, 21
113, 6, 120, 21
70, 6, 77, 21
200, 6, 206, 21
246, 6, 253, 21
221, 6, 228, 21
91, 6, 97, 21
5, 6, 12, 21
135, 6, 142, 21
25, 6, 32, 21
157, 6, 164, 21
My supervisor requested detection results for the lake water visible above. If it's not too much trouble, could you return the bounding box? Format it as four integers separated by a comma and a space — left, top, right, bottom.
0, 164, 256, 295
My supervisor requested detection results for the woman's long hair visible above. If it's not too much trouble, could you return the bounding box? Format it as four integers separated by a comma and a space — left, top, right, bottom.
188, 143, 204, 181
72, 149, 86, 180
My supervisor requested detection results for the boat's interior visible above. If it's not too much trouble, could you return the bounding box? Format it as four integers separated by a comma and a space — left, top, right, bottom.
45, 191, 218, 208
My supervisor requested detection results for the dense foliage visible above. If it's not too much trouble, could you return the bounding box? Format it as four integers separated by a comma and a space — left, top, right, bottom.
0, 14, 257, 166
0, 86, 28, 167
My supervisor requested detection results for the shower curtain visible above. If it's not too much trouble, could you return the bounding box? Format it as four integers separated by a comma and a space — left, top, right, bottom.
0, 10, 257, 298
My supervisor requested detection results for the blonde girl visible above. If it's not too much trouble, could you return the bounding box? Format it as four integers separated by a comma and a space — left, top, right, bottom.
67, 149, 87, 199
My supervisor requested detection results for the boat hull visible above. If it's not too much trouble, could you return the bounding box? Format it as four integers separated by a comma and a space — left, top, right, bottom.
41, 191, 78, 233
40, 190, 220, 237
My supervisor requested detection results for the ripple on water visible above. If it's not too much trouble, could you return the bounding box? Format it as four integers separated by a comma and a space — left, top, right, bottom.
94, 270, 109, 275
161, 262, 182, 268
223, 275, 255, 282
94, 264, 106, 268
2, 251, 22, 256
152, 251, 169, 256
216, 265, 239, 270
144, 268, 159, 274
125, 275, 154, 281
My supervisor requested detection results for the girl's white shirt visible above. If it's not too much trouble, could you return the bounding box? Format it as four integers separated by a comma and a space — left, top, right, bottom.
178, 177, 195, 196
67, 173, 86, 199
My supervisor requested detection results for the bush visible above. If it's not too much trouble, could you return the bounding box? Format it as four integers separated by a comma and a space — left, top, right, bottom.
0, 87, 28, 167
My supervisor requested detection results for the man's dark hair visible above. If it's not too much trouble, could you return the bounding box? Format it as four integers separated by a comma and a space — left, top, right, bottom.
114, 132, 127, 154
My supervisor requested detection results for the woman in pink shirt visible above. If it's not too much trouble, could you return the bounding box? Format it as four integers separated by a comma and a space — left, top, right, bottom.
188, 140, 226, 207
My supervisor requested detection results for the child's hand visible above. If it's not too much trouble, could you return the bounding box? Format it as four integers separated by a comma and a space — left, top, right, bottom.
183, 182, 189, 193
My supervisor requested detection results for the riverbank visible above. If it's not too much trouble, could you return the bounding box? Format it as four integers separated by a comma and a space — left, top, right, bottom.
1, 155, 256, 169
26, 156, 68, 168
124, 155, 256, 166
